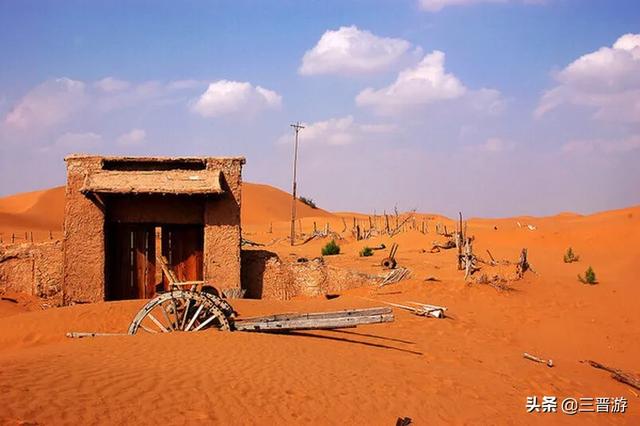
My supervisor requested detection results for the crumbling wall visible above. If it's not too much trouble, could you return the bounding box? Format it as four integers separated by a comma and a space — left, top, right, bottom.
63, 156, 105, 304
241, 250, 378, 300
0, 241, 63, 305
203, 158, 244, 290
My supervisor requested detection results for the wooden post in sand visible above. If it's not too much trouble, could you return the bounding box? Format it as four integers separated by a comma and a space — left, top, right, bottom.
457, 212, 463, 270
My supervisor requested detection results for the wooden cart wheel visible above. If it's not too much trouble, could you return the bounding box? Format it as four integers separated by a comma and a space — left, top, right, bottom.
200, 287, 236, 319
128, 290, 230, 335
381, 257, 397, 269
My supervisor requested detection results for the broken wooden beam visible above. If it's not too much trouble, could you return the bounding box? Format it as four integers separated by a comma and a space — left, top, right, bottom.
233, 307, 394, 332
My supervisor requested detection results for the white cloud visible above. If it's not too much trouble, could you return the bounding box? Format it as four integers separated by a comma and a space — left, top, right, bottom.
191, 80, 281, 118
4, 78, 86, 129
276, 115, 395, 146
562, 135, 640, 154
356, 50, 467, 113
536, 33, 640, 123
2, 77, 204, 135
94, 77, 131, 93
117, 128, 146, 145
299, 26, 416, 76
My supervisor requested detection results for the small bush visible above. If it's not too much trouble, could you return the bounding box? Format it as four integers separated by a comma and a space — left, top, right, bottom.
578, 266, 597, 285
563, 247, 580, 263
321, 240, 340, 256
359, 246, 373, 257
299, 196, 317, 209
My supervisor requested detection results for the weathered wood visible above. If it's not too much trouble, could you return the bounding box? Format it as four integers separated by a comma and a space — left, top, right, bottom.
582, 360, 640, 391
523, 352, 553, 367
66, 332, 129, 338
234, 312, 394, 332
234, 308, 394, 332
379, 267, 410, 286
374, 299, 446, 318
237, 307, 392, 323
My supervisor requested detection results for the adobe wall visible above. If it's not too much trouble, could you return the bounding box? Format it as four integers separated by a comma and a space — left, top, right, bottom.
241, 250, 380, 300
0, 241, 64, 305
63, 157, 105, 304
203, 158, 244, 290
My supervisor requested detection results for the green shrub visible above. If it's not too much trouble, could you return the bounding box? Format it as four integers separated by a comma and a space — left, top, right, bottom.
359, 246, 373, 257
321, 240, 340, 256
563, 247, 580, 263
578, 266, 597, 285
299, 196, 317, 209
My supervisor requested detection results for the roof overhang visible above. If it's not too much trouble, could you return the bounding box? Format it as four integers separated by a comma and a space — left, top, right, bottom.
80, 169, 224, 195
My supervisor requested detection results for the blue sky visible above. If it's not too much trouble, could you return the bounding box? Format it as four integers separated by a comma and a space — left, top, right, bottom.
1, 0, 639, 217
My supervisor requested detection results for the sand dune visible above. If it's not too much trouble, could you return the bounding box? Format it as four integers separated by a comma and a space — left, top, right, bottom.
1, 184, 639, 424
0, 182, 332, 240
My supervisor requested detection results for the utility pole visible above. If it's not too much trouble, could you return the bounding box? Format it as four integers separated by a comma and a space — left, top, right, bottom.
290, 122, 304, 246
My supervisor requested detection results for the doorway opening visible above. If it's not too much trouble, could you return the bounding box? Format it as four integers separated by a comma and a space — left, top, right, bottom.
105, 223, 204, 300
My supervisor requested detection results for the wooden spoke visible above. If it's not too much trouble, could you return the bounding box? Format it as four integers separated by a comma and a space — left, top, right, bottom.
128, 290, 231, 335
180, 299, 191, 330
193, 306, 225, 332
140, 324, 158, 334
159, 303, 175, 331
185, 303, 205, 332
147, 312, 169, 333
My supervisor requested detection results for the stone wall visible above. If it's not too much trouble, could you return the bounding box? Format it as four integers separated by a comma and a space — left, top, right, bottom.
0, 241, 64, 305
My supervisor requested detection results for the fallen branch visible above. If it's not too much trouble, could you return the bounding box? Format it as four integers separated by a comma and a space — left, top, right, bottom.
523, 352, 554, 367
581, 360, 640, 391
474, 274, 514, 292
370, 299, 446, 318
429, 240, 455, 252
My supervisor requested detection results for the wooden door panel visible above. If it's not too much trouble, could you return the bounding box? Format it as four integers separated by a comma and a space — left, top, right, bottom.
107, 224, 156, 300
161, 225, 203, 287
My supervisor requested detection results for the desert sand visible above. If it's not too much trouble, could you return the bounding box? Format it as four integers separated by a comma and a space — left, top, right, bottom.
0, 184, 639, 425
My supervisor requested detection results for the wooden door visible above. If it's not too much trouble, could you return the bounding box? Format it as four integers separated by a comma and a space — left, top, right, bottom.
161, 225, 203, 288
107, 224, 156, 300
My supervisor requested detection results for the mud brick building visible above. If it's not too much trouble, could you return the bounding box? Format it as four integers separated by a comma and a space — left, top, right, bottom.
62, 155, 245, 304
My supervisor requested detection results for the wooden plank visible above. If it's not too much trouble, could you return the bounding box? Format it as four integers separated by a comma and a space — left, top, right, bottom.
234, 312, 394, 332
236, 307, 391, 323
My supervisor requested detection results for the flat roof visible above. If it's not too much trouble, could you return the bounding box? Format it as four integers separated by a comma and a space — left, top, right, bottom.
65, 154, 246, 164
80, 169, 224, 195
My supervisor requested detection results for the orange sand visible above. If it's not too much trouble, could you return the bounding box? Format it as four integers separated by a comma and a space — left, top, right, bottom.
0, 184, 639, 424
